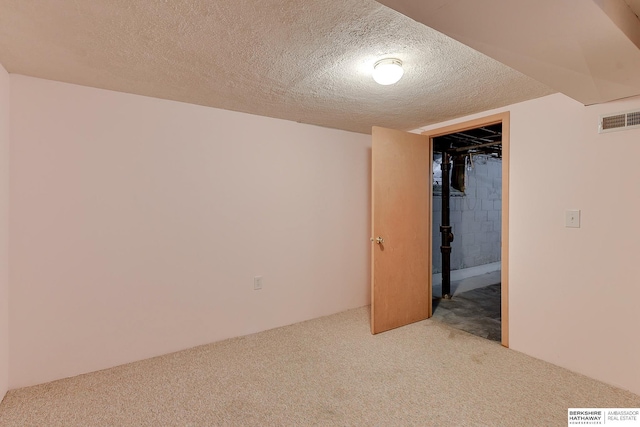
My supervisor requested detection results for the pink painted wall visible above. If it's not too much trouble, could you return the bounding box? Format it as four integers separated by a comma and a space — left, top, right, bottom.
8, 73, 639, 397
0, 63, 9, 401
420, 93, 640, 395
9, 75, 371, 388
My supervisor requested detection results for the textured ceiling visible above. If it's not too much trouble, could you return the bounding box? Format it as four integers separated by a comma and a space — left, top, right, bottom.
379, 0, 640, 106
0, 0, 554, 134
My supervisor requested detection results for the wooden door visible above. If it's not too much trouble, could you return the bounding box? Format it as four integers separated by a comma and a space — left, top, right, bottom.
371, 126, 431, 334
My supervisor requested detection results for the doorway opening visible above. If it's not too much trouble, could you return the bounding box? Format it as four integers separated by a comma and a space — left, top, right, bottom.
422, 114, 509, 346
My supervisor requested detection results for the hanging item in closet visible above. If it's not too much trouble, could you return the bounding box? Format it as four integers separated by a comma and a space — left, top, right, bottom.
451, 154, 466, 192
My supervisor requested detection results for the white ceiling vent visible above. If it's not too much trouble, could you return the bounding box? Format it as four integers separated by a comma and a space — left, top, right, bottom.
599, 110, 640, 133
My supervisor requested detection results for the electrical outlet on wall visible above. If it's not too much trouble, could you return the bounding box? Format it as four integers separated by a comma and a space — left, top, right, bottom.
253, 276, 263, 290
565, 210, 581, 228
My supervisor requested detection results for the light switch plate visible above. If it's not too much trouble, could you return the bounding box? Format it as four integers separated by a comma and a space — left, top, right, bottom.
565, 210, 580, 228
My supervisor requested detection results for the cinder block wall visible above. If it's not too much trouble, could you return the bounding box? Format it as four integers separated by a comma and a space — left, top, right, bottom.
432, 155, 501, 273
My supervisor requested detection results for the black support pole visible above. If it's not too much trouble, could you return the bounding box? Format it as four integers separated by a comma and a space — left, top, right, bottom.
440, 151, 454, 299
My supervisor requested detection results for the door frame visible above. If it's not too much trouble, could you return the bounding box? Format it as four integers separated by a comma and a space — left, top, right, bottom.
421, 112, 510, 347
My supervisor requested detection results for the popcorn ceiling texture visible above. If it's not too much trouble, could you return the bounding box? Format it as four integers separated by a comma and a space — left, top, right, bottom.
0, 0, 554, 134
379, 0, 640, 106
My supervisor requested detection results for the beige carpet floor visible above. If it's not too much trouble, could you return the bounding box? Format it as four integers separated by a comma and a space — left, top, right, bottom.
1, 307, 638, 426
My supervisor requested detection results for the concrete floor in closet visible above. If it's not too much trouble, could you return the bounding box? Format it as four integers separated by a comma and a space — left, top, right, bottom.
432, 271, 502, 342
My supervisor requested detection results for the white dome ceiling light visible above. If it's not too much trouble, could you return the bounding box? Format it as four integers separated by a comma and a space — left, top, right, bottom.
372, 58, 404, 85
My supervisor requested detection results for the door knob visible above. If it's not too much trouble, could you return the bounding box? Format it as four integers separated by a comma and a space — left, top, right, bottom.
370, 237, 384, 244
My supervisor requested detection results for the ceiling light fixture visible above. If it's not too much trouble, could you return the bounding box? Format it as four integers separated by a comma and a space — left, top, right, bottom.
372, 58, 404, 85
